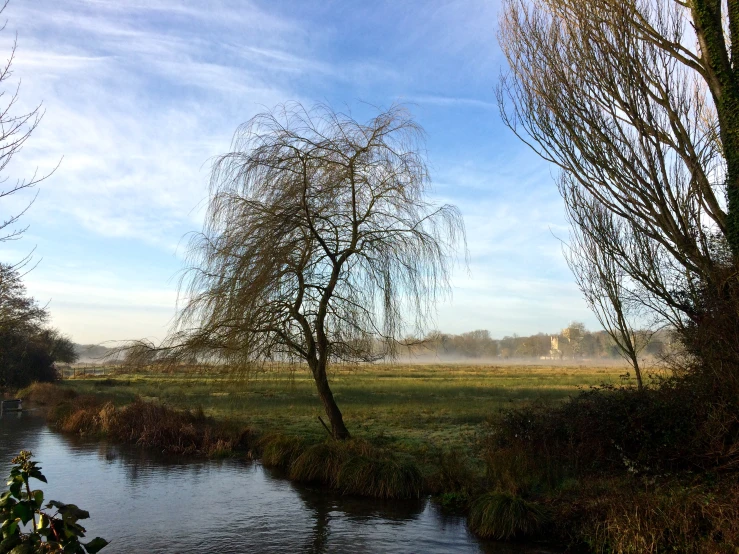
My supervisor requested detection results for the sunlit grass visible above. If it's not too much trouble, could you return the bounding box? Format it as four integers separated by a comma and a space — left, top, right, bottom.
62, 363, 630, 451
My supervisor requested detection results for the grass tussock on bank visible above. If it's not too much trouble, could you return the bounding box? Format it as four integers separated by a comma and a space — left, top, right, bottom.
467, 492, 549, 540
17, 382, 78, 405
261, 435, 424, 499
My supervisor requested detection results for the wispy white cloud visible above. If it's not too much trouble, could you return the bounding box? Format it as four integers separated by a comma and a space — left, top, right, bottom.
0, 0, 591, 343
403, 94, 498, 110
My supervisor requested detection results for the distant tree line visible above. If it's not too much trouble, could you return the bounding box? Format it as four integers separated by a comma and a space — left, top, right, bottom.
402, 323, 668, 361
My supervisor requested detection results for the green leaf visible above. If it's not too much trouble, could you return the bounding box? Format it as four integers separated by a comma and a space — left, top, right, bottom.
64, 521, 87, 537
28, 470, 47, 484
63, 542, 82, 553
6, 520, 18, 537
8, 481, 21, 499
32, 490, 43, 507
83, 537, 109, 553
12, 502, 33, 525
57, 503, 90, 523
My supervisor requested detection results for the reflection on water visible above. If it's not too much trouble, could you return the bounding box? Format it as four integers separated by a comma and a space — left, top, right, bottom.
0, 412, 558, 553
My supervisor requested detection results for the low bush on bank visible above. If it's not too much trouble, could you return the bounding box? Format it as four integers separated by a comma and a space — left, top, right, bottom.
51, 397, 243, 457
560, 476, 739, 553
424, 447, 483, 511
488, 376, 739, 481
479, 376, 739, 551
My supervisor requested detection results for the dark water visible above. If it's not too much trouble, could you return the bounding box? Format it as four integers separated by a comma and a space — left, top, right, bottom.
0, 411, 557, 553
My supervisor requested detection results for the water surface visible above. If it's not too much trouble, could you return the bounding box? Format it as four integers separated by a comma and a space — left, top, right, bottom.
0, 411, 557, 553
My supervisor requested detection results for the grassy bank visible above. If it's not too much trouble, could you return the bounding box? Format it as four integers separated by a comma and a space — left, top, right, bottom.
28, 363, 732, 551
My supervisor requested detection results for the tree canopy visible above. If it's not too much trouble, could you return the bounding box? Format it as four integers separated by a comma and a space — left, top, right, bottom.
498, 0, 739, 386
0, 263, 77, 388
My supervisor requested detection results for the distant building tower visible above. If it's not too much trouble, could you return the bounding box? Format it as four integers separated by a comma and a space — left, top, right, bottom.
546, 336, 561, 359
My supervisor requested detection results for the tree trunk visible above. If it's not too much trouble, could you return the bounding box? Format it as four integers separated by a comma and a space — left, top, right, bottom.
690, 0, 739, 253
632, 353, 643, 392
310, 359, 350, 440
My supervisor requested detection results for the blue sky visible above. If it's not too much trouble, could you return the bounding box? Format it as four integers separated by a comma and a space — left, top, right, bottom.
0, 0, 598, 344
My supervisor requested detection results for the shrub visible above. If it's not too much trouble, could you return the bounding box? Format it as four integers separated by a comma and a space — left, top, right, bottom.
426, 447, 482, 509
569, 477, 739, 553
488, 378, 739, 480
18, 382, 77, 406
52, 399, 241, 457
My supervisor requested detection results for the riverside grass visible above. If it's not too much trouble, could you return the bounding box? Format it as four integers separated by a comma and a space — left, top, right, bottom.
57, 362, 629, 451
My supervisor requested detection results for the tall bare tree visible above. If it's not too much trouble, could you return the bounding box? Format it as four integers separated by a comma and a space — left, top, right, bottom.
0, 0, 51, 245
172, 103, 465, 439
563, 195, 655, 389
497, 0, 739, 367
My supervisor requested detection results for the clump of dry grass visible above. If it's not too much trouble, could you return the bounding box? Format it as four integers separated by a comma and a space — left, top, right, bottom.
567, 477, 739, 553
289, 441, 349, 484
336, 453, 423, 499
53, 398, 245, 457
17, 382, 77, 405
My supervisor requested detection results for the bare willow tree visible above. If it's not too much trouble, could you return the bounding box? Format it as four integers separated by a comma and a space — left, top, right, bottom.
172, 103, 465, 439
0, 0, 51, 245
498, 0, 739, 373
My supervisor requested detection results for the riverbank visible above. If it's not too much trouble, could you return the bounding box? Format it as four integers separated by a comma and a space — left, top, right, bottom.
0, 414, 511, 554
14, 364, 738, 552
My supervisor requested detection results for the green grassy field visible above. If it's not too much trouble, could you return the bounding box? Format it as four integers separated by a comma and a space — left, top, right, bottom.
62, 363, 630, 450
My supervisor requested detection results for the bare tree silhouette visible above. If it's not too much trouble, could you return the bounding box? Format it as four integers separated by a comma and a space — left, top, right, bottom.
170, 103, 465, 439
